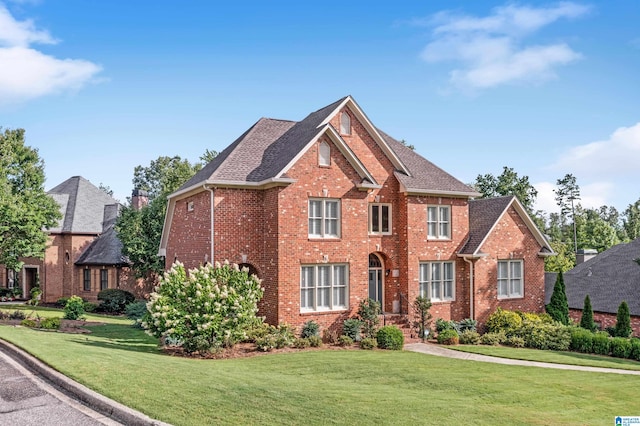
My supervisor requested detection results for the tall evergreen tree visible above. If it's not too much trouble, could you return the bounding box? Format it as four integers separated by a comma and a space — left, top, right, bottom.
579, 294, 596, 332
614, 301, 632, 338
546, 271, 570, 325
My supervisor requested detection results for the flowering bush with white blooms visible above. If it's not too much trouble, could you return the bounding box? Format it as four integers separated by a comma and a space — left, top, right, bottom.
142, 261, 264, 353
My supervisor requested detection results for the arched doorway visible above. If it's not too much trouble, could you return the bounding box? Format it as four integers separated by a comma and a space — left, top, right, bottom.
368, 253, 383, 306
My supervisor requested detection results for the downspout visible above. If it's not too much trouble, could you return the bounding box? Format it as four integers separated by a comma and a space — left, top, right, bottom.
204, 185, 215, 264
463, 256, 475, 321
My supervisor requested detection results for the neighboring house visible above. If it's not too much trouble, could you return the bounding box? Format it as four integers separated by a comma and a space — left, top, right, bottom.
159, 96, 553, 331
546, 238, 640, 336
0, 176, 144, 303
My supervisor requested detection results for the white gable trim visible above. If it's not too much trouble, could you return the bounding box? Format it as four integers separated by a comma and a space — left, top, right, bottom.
275, 124, 378, 185
319, 96, 411, 176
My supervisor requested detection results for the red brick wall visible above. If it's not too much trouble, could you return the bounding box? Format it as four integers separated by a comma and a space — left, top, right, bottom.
569, 309, 640, 338
165, 191, 212, 270
472, 207, 546, 327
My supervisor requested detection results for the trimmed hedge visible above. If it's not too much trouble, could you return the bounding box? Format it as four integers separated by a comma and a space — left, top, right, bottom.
97, 289, 135, 313
570, 327, 593, 353
376, 326, 404, 350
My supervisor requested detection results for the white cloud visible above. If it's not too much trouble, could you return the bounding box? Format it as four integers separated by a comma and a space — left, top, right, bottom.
553, 122, 640, 176
534, 180, 614, 214
420, 2, 590, 90
0, 4, 101, 105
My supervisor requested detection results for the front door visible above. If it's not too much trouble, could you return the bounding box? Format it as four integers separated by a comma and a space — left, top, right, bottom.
368, 254, 383, 304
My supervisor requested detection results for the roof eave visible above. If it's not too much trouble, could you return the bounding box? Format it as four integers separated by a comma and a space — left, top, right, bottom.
402, 187, 481, 198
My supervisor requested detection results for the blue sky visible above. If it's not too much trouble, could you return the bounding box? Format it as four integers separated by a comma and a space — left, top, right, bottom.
1, 0, 639, 215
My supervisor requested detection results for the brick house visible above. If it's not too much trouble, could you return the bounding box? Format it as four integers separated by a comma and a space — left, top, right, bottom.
0, 177, 146, 303
159, 96, 553, 331
546, 238, 640, 336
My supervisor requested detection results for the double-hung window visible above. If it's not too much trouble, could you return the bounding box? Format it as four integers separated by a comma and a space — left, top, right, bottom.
427, 206, 450, 239
100, 269, 108, 291
419, 262, 455, 302
498, 260, 523, 298
300, 264, 348, 312
309, 199, 340, 238
83, 269, 91, 291
369, 203, 391, 235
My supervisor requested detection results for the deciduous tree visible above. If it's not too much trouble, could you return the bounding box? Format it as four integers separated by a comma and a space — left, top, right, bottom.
474, 166, 538, 212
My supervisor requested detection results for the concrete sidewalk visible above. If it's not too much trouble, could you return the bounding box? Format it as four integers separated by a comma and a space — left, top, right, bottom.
405, 342, 640, 375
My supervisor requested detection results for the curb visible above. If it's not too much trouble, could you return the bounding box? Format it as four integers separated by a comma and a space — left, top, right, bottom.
0, 338, 172, 426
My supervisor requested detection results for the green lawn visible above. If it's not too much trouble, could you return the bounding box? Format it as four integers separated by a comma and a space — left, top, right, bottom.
452, 344, 640, 371
0, 320, 639, 425
0, 304, 131, 324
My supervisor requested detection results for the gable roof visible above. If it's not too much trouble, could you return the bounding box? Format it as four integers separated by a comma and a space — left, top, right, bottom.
551, 238, 640, 316
48, 176, 120, 234
459, 196, 553, 256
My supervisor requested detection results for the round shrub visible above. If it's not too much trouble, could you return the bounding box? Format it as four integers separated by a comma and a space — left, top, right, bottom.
293, 338, 310, 349
570, 327, 594, 353
458, 318, 478, 333
630, 339, 640, 361
64, 295, 85, 320
480, 331, 506, 346
342, 318, 363, 341
255, 334, 277, 352
506, 336, 525, 348
20, 319, 36, 327
437, 329, 459, 345
39, 317, 61, 330
97, 289, 135, 314
518, 321, 570, 351
125, 300, 148, 320
376, 326, 404, 350
436, 318, 458, 333
301, 320, 320, 338
592, 331, 611, 355
338, 335, 354, 347
56, 297, 69, 308
83, 302, 97, 313
610, 337, 632, 358
308, 335, 323, 348
359, 337, 378, 350
486, 308, 522, 335
459, 330, 481, 345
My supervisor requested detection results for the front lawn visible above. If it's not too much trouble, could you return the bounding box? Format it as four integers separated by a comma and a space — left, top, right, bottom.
0, 321, 639, 425
451, 344, 640, 371
0, 304, 130, 324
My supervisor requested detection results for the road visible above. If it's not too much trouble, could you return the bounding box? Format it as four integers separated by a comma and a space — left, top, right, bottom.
0, 349, 121, 426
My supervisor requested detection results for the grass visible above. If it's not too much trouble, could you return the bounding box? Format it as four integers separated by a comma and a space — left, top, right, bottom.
0, 304, 130, 324
0, 317, 639, 425
451, 344, 640, 371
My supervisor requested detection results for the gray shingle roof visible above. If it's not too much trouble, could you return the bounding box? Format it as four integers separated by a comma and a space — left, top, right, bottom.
459, 196, 515, 255
175, 96, 478, 197
48, 176, 120, 234
75, 226, 130, 266
549, 238, 640, 316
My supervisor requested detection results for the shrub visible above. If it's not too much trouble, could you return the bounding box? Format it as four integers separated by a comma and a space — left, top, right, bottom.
255, 334, 278, 352
8, 310, 26, 320
338, 335, 354, 347
614, 301, 632, 338
579, 295, 597, 332
322, 328, 339, 345
485, 308, 522, 335
56, 297, 69, 308
0, 311, 7, 320
39, 317, 61, 330
412, 296, 432, 341
342, 318, 363, 341
506, 336, 525, 348
301, 320, 320, 338
246, 323, 273, 343
570, 327, 594, 353
125, 301, 148, 320
83, 302, 97, 313
436, 318, 458, 333
142, 261, 264, 353
459, 330, 481, 345
480, 331, 506, 346
308, 335, 323, 348
357, 299, 381, 339
293, 338, 310, 349
610, 337, 632, 358
97, 289, 135, 314
630, 339, 640, 361
376, 326, 404, 350
274, 323, 295, 349
605, 326, 617, 337
21, 319, 36, 327
359, 337, 378, 350
592, 331, 611, 355
546, 271, 570, 325
458, 318, 477, 333
437, 329, 459, 345
64, 296, 85, 320
518, 321, 570, 351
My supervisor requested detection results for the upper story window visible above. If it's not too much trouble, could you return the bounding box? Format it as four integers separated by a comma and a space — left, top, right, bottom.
498, 260, 523, 299
369, 203, 391, 235
340, 112, 351, 135
301, 264, 348, 312
309, 199, 340, 238
427, 205, 450, 239
318, 140, 331, 166
419, 261, 455, 302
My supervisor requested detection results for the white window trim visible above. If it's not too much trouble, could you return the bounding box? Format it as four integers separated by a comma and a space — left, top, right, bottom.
497, 259, 524, 299
308, 198, 341, 239
368, 203, 392, 235
300, 264, 349, 312
318, 140, 331, 167
427, 205, 451, 240
340, 112, 351, 135
419, 261, 455, 302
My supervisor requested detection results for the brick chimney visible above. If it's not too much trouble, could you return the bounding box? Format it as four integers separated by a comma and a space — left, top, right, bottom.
131, 189, 149, 211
